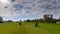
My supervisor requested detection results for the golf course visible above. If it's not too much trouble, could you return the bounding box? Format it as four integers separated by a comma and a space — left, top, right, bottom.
0, 22, 60, 34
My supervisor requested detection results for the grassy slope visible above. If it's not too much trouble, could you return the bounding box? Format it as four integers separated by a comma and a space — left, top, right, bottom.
0, 22, 60, 34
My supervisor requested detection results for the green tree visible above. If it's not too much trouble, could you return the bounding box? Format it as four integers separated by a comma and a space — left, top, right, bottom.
0, 16, 3, 23
39, 18, 45, 23
8, 20, 13, 23
44, 14, 53, 23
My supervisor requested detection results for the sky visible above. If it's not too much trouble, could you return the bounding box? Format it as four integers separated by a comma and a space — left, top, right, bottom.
0, 0, 60, 21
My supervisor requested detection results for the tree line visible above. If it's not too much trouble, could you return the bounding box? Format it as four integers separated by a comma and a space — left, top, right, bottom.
0, 14, 60, 24
24, 14, 60, 24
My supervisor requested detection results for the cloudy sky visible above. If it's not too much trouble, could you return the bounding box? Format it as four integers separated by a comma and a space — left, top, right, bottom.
0, 0, 60, 21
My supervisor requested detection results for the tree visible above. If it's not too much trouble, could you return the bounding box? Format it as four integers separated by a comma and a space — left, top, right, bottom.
44, 14, 53, 23
8, 20, 13, 23
39, 18, 45, 23
24, 19, 31, 22
0, 16, 3, 23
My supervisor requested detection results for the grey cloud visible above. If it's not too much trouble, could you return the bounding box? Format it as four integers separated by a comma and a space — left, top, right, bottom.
0, 0, 60, 19
10, 0, 16, 2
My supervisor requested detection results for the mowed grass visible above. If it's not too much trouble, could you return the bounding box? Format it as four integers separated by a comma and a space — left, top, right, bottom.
0, 22, 60, 34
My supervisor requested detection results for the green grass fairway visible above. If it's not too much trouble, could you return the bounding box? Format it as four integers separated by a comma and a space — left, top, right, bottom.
0, 22, 60, 34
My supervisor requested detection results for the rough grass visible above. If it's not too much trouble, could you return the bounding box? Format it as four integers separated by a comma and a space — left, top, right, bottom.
0, 22, 60, 34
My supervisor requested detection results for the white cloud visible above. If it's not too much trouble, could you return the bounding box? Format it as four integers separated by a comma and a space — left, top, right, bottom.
0, 0, 60, 19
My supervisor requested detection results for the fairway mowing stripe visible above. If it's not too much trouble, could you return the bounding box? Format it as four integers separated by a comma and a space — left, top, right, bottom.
0, 26, 18, 33
0, 23, 51, 34
22, 25, 50, 34
36, 27, 49, 34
